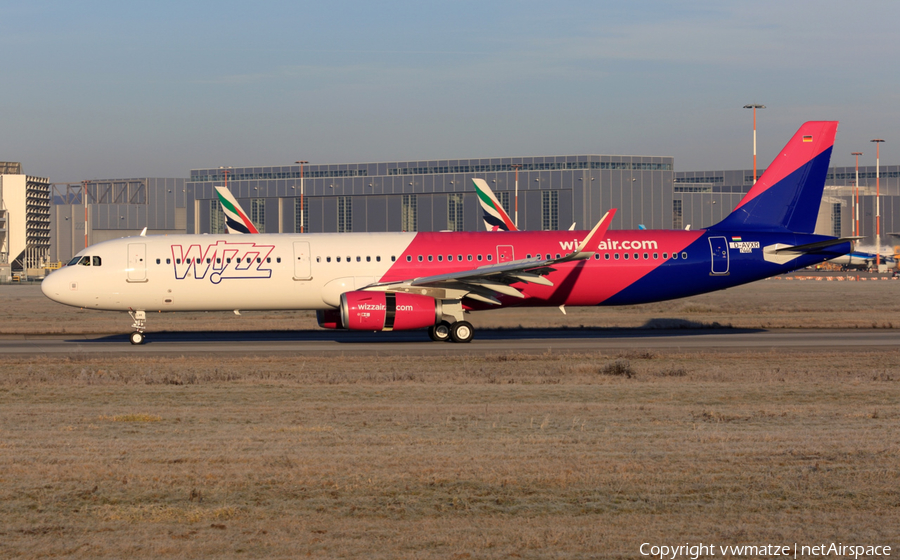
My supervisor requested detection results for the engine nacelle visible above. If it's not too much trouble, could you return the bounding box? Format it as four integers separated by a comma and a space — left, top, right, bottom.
340, 291, 442, 331
316, 309, 345, 329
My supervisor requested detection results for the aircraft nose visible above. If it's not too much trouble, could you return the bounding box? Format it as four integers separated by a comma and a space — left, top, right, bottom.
41, 269, 68, 303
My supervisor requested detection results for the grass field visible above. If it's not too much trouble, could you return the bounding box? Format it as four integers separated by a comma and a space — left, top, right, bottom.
1, 280, 899, 558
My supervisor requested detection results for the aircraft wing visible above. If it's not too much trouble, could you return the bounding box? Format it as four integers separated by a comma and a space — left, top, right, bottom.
365, 209, 616, 304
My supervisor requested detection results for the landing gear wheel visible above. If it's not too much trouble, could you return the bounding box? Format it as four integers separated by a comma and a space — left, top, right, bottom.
428, 321, 452, 342
450, 321, 474, 343
129, 331, 145, 345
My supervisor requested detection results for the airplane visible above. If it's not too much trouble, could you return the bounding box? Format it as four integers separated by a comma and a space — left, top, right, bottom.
42, 121, 854, 345
828, 250, 896, 271
215, 186, 259, 234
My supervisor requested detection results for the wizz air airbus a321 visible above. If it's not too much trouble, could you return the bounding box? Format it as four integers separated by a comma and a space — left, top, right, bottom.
43, 122, 854, 345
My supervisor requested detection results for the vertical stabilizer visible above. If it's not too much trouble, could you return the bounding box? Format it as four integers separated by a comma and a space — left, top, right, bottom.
215, 186, 259, 234
473, 178, 518, 232
711, 121, 837, 233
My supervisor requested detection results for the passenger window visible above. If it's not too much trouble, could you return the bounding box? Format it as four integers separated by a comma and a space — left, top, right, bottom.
437, 255, 443, 262
356, 256, 361, 262
604, 254, 610, 260
337, 257, 341, 262
643, 253, 648, 260
487, 255, 492, 261
327, 257, 331, 263
477, 255, 482, 261
167, 258, 171, 264
555, 254, 560, 259
614, 253, 619, 260
406, 255, 412, 262
447, 255, 452, 262
176, 258, 181, 265
215, 258, 221, 264
653, 253, 658, 259
257, 258, 261, 263
418, 256, 423, 262
594, 254, 600, 260
672, 253, 678, 260
526, 254, 531, 259
428, 255, 433, 262
376, 256, 381, 262
624, 254, 629, 260
467, 255, 473, 261
457, 255, 462, 261
681, 252, 688, 259
276, 257, 281, 263
207, 258, 212, 264
366, 256, 371, 262
226, 258, 232, 263
346, 256, 351, 262
156, 258, 161, 265
390, 256, 395, 262
663, 253, 668, 259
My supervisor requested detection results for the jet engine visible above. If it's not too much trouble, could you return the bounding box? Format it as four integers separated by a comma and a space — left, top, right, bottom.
340, 291, 442, 331
316, 309, 345, 329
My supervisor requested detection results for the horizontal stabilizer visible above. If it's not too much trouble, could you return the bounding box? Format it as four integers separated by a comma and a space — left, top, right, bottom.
771, 236, 861, 254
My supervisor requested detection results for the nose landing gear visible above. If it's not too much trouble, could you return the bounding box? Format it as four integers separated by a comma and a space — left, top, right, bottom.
128, 310, 146, 345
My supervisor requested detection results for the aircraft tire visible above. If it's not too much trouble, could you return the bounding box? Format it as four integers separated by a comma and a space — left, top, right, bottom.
428, 322, 452, 342
450, 321, 474, 343
130, 331, 145, 345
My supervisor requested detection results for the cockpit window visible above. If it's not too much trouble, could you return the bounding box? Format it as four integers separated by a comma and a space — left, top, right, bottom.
67, 256, 82, 266
92, 256, 101, 266
79, 256, 91, 266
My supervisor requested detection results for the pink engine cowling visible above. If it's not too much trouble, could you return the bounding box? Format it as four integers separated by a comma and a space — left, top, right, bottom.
339, 291, 442, 331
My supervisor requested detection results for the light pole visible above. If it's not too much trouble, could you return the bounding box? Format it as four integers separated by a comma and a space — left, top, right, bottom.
743, 104, 765, 184
871, 139, 885, 269
511, 164, 522, 228
296, 161, 308, 233
219, 166, 232, 189
83, 180, 89, 249
851, 152, 862, 238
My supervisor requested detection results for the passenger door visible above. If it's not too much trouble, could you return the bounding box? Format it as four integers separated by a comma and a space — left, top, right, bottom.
293, 241, 312, 280
709, 236, 729, 275
127, 243, 147, 282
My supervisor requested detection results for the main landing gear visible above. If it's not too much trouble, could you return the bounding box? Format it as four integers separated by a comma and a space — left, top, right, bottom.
128, 310, 146, 345
428, 320, 474, 343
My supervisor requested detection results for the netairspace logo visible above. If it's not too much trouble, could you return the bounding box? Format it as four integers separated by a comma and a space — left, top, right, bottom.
640, 542, 891, 559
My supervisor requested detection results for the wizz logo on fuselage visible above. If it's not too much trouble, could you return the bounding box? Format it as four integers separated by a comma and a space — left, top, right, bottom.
171, 241, 275, 284
558, 238, 659, 251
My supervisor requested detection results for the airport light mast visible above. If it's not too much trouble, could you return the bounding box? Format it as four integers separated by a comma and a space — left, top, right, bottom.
851, 152, 862, 238
296, 161, 308, 233
871, 139, 885, 269
511, 164, 522, 228
743, 104, 765, 184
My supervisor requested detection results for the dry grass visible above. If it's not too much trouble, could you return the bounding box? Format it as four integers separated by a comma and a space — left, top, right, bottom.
1, 350, 899, 558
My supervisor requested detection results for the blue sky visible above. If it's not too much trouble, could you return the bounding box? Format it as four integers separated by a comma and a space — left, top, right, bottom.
3, 0, 898, 181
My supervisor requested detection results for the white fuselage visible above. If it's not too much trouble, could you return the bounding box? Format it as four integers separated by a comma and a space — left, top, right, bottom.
42, 233, 416, 312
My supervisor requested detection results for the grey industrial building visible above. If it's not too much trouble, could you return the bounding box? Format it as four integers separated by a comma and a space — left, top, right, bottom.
674, 165, 900, 239
46, 156, 900, 265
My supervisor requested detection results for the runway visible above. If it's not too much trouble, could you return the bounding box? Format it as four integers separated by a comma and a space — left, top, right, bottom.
2, 328, 898, 356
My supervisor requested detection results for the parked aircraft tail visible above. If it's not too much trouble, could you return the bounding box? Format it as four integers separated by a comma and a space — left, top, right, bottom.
710, 121, 837, 234
215, 186, 259, 234
473, 178, 518, 232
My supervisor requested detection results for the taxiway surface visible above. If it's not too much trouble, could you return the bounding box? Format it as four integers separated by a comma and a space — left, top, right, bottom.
2, 328, 898, 356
